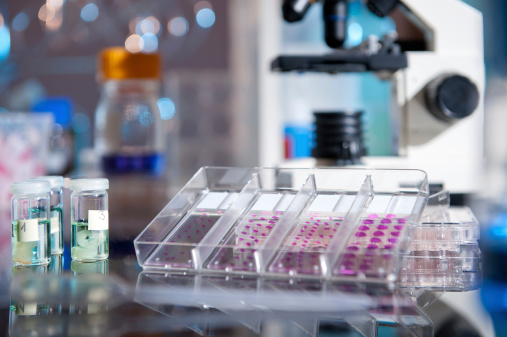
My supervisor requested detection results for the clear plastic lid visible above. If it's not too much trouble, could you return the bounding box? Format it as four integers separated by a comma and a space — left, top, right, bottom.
31, 176, 64, 189
70, 178, 109, 192
10, 180, 51, 195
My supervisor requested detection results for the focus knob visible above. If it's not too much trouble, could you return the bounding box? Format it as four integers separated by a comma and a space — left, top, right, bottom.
425, 74, 480, 122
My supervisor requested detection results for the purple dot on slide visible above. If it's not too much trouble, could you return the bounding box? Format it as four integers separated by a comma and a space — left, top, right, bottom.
398, 218, 406, 224
359, 225, 370, 231
208, 219, 212, 222
340, 269, 356, 275
200, 208, 204, 211
302, 244, 306, 247
295, 237, 300, 240
249, 220, 254, 223
303, 240, 308, 243
188, 225, 193, 228
368, 214, 379, 219
306, 221, 310, 224
257, 223, 262, 227
217, 210, 222, 213
239, 238, 244, 241
255, 239, 259, 243
177, 235, 181, 238
164, 246, 169, 250
388, 238, 398, 243
245, 226, 250, 229
363, 220, 374, 225
370, 238, 381, 243
292, 242, 297, 245
383, 254, 392, 260
301, 230, 305, 233
391, 231, 400, 237
347, 246, 359, 251
343, 260, 355, 267
367, 244, 378, 250
317, 219, 321, 222
320, 235, 324, 238
324, 228, 330, 230
276, 211, 282, 214
241, 231, 247, 235
253, 230, 258, 233
355, 232, 367, 237
316, 241, 321, 244
269, 221, 275, 224
252, 214, 257, 217
202, 225, 206, 228
240, 249, 245, 252
384, 245, 394, 249
184, 230, 188, 233
187, 236, 191, 239
381, 219, 392, 224
272, 216, 278, 219
308, 234, 313, 237
196, 230, 199, 233
377, 225, 388, 230
203, 213, 207, 216
374, 231, 385, 237
329, 235, 333, 238
194, 220, 198, 224
261, 218, 266, 221
246, 242, 251, 246
250, 236, 255, 239
324, 222, 329, 226
310, 230, 315, 233
247, 256, 253, 260
262, 233, 266, 236
386, 214, 396, 218
394, 225, 403, 230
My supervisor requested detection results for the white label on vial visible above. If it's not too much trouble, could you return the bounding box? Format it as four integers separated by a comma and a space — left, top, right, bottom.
88, 210, 109, 231
50, 215, 59, 234
15, 303, 37, 315
17, 219, 39, 242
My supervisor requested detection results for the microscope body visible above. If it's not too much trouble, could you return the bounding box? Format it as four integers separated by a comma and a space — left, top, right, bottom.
275, 0, 485, 193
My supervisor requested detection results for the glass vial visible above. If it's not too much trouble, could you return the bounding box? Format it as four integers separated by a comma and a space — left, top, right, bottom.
10, 181, 51, 266
31, 176, 64, 255
94, 47, 165, 176
70, 178, 109, 261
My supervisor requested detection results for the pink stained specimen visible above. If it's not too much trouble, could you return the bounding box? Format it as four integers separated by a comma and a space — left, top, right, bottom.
245, 225, 250, 229
217, 210, 222, 213
384, 245, 394, 249
257, 223, 262, 227
397, 218, 406, 224
202, 224, 206, 228
363, 219, 374, 225
358, 225, 370, 231
340, 268, 356, 275
347, 246, 359, 251
249, 219, 254, 223
246, 242, 251, 246
261, 218, 266, 220
241, 231, 247, 235
368, 214, 379, 219
177, 235, 181, 238
292, 242, 297, 245
199, 209, 204, 211
250, 236, 255, 239
295, 237, 300, 240
269, 221, 275, 224
388, 238, 398, 243
373, 231, 385, 237
394, 225, 403, 230
381, 219, 392, 224
355, 232, 367, 237
272, 216, 278, 219
370, 238, 381, 243
391, 231, 400, 237
367, 244, 378, 250
386, 214, 396, 218
262, 233, 266, 236
251, 214, 257, 217
238, 238, 244, 241
253, 230, 258, 233
276, 211, 282, 214
240, 249, 245, 252
377, 225, 388, 230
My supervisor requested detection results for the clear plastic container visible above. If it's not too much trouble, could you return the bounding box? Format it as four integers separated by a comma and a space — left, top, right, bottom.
10, 181, 51, 266
31, 176, 64, 255
94, 48, 165, 176
70, 179, 109, 261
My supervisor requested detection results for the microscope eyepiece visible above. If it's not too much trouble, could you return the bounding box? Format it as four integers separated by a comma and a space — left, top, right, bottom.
323, 0, 348, 49
282, 0, 314, 23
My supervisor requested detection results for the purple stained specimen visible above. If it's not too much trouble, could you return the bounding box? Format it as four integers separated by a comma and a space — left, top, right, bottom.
355, 232, 367, 237
370, 238, 381, 243
368, 214, 379, 219
367, 244, 378, 250
373, 231, 385, 237
363, 219, 374, 225
358, 225, 370, 231
381, 219, 392, 224
397, 218, 406, 224
394, 225, 403, 230
391, 231, 400, 237
388, 238, 398, 243
377, 225, 388, 230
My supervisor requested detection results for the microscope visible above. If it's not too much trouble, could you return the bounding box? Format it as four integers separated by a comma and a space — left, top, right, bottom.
273, 0, 485, 194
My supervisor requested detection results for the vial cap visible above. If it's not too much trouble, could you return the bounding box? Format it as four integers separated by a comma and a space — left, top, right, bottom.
10, 180, 51, 195
70, 178, 109, 192
31, 176, 64, 189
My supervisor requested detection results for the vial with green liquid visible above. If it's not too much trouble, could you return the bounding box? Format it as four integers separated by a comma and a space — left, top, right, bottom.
10, 181, 51, 266
70, 178, 109, 261
31, 176, 64, 255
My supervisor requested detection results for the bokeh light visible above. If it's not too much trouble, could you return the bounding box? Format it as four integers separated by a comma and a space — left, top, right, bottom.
39, 4, 56, 22
12, 12, 29, 32
141, 33, 158, 53
347, 23, 363, 46
0, 16, 10, 62
80, 3, 99, 23
194, 1, 212, 13
196, 8, 215, 29
125, 34, 143, 53
157, 98, 176, 120
0, 13, 4, 29
168, 17, 189, 37
72, 113, 90, 134
140, 16, 161, 35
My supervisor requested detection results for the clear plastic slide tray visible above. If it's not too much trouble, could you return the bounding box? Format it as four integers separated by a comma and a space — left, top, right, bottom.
134, 167, 481, 290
